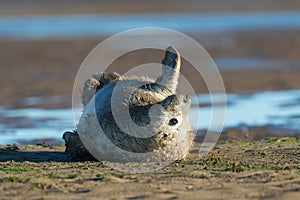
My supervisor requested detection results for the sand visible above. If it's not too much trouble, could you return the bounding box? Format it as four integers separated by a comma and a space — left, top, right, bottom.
1, 29, 300, 108
0, 138, 299, 199
1, 0, 300, 16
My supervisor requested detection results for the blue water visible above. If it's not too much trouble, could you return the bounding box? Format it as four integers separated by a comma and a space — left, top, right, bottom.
0, 90, 299, 144
190, 90, 300, 131
1, 12, 300, 40
0, 107, 77, 144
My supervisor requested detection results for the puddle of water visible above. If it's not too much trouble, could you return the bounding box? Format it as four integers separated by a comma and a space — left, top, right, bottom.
1, 12, 300, 40
0, 90, 299, 145
0, 107, 80, 144
190, 89, 300, 132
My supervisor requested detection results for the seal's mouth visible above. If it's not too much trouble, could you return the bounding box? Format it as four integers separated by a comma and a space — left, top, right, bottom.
143, 130, 176, 150
157, 131, 176, 147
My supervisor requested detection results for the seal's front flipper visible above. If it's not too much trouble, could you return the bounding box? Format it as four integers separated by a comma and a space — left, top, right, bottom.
81, 78, 101, 107
82, 72, 122, 107
62, 131, 96, 161
156, 46, 181, 94
97, 72, 121, 89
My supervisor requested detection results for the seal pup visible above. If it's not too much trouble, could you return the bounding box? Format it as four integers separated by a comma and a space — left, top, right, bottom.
63, 46, 193, 162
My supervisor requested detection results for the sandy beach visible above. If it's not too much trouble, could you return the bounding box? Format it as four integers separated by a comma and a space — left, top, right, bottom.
0, 138, 299, 199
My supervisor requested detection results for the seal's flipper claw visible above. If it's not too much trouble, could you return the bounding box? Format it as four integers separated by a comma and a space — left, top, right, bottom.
161, 46, 180, 69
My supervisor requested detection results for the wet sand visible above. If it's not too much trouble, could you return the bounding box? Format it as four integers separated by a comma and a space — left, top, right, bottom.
0, 138, 299, 199
1, 29, 300, 108
1, 0, 300, 16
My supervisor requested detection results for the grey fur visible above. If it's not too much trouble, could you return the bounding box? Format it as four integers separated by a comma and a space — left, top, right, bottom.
63, 46, 193, 162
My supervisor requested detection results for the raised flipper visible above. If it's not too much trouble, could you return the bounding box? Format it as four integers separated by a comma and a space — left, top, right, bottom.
155, 46, 181, 94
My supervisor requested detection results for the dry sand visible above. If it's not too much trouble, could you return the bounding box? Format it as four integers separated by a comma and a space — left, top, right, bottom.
0, 138, 299, 199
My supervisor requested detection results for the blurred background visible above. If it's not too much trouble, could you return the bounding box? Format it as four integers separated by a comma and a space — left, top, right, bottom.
0, 0, 299, 144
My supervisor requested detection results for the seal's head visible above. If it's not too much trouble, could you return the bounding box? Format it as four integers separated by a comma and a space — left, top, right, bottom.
126, 83, 191, 151
152, 94, 191, 148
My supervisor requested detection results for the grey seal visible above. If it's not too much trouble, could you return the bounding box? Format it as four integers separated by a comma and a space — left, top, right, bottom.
63, 46, 193, 162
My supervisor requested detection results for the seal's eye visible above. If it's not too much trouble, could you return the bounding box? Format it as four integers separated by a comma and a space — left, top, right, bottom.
168, 118, 178, 126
